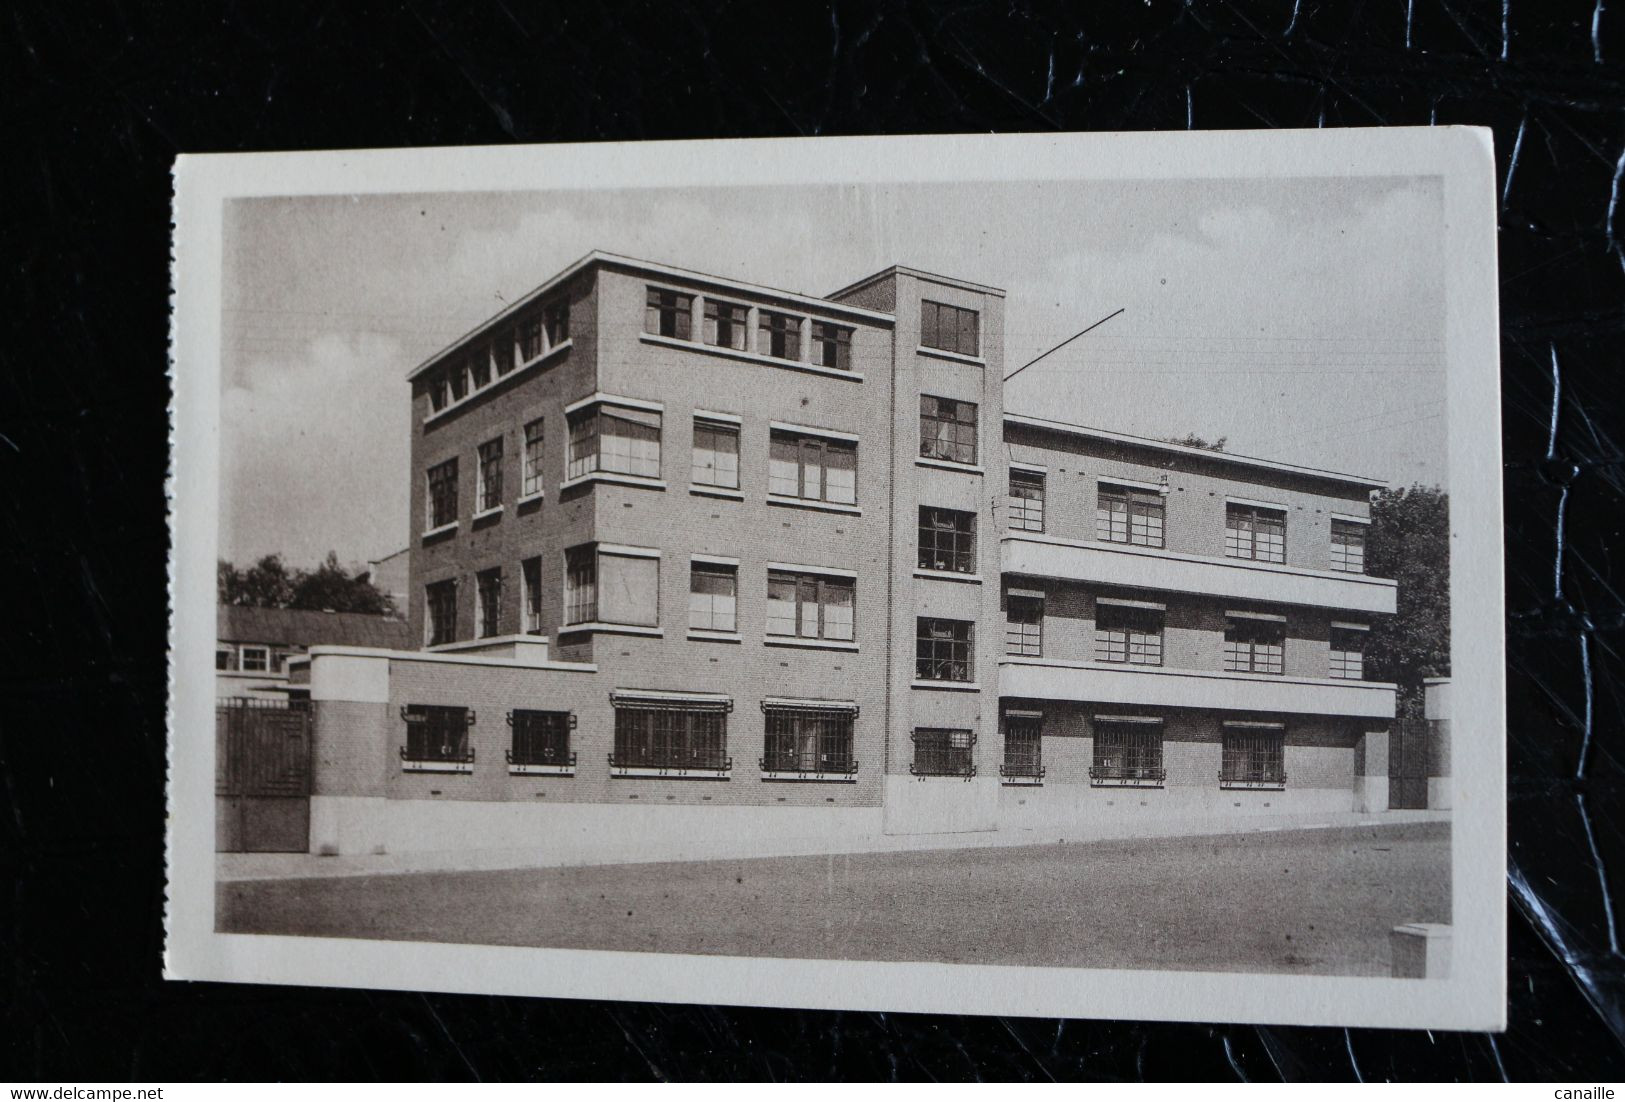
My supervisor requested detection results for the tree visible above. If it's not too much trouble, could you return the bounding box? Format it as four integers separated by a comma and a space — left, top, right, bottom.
217, 551, 395, 616
1162, 433, 1226, 451
218, 553, 295, 608
1364, 484, 1450, 720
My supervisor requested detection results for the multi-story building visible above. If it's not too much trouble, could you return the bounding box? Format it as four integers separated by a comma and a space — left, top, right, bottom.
286, 251, 1400, 859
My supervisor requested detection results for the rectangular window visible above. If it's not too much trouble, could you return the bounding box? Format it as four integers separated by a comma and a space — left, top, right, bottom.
1226, 503, 1287, 563
1330, 626, 1366, 679
448, 363, 468, 402
758, 310, 800, 360
810, 321, 851, 370
766, 570, 855, 641
1221, 727, 1286, 787
476, 568, 502, 638
567, 403, 662, 480
519, 315, 545, 362
1224, 616, 1286, 674
428, 374, 450, 413
917, 506, 976, 573
426, 458, 458, 529
1097, 484, 1165, 547
402, 704, 472, 765
522, 419, 544, 497
1331, 519, 1367, 573
768, 430, 857, 504
239, 645, 269, 673
692, 419, 740, 489
1094, 602, 1164, 666
920, 300, 980, 357
509, 709, 572, 768
613, 707, 729, 771
543, 299, 569, 346
916, 617, 974, 682
703, 298, 749, 351
564, 547, 596, 625
1002, 714, 1043, 780
469, 347, 491, 390
645, 287, 693, 339
911, 728, 975, 777
425, 579, 457, 646
1091, 720, 1166, 784
521, 557, 543, 635
763, 708, 856, 774
492, 330, 515, 376
919, 395, 978, 465
1005, 593, 1043, 657
215, 648, 231, 671
689, 563, 738, 633
598, 550, 660, 627
1009, 470, 1045, 532
477, 438, 503, 512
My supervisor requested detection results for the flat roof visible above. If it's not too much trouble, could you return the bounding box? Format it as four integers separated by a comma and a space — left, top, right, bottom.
1003, 412, 1387, 491
828, 264, 1007, 301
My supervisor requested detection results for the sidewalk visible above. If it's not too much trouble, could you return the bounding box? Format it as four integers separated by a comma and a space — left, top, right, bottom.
216, 807, 1450, 883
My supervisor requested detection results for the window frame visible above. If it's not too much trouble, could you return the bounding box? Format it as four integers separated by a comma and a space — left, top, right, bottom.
691, 418, 741, 490
1008, 469, 1046, 532
1005, 592, 1044, 657
703, 297, 749, 351
1220, 726, 1287, 788
918, 394, 979, 465
238, 645, 269, 673
757, 309, 802, 361
762, 707, 857, 776
920, 299, 980, 357
1090, 719, 1167, 786
915, 617, 975, 683
564, 547, 597, 626
765, 569, 855, 642
520, 556, 543, 635
507, 709, 575, 771
476, 437, 504, 513
521, 418, 544, 497
810, 320, 852, 370
1223, 615, 1286, 675
917, 506, 977, 574
644, 287, 694, 339
566, 402, 663, 482
1225, 503, 1287, 563
1329, 625, 1367, 679
1094, 601, 1165, 666
1000, 713, 1044, 782
476, 567, 502, 639
910, 728, 976, 777
688, 562, 739, 633
425, 579, 458, 646
767, 429, 857, 505
425, 457, 459, 530
401, 703, 474, 770
1096, 483, 1166, 548
1330, 518, 1367, 573
611, 706, 731, 774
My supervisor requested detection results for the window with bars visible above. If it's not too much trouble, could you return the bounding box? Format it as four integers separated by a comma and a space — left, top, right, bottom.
492, 329, 515, 376
1005, 593, 1043, 657
919, 395, 978, 465
645, 287, 693, 339
567, 403, 662, 480
692, 419, 740, 489
521, 419, 544, 496
1330, 519, 1367, 573
521, 557, 543, 635
911, 728, 975, 777
920, 300, 980, 357
916, 617, 974, 682
402, 704, 473, 764
1090, 721, 1166, 785
469, 346, 491, 389
425, 579, 457, 646
1225, 504, 1286, 563
1223, 616, 1286, 674
476, 568, 502, 638
768, 431, 857, 504
1097, 484, 1165, 547
762, 708, 856, 774
766, 571, 855, 641
811, 321, 851, 370
508, 709, 573, 767
758, 310, 800, 360
544, 299, 570, 346
1094, 602, 1164, 666
704, 298, 749, 351
1009, 470, 1045, 532
689, 563, 738, 632
564, 547, 596, 625
1001, 715, 1043, 780
477, 438, 503, 512
1329, 626, 1366, 679
518, 314, 545, 362
918, 507, 976, 573
426, 458, 458, 529
612, 707, 729, 771
1221, 728, 1286, 787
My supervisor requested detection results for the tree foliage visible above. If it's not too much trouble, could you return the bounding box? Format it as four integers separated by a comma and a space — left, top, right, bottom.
1364, 484, 1450, 718
1162, 432, 1227, 451
218, 551, 395, 616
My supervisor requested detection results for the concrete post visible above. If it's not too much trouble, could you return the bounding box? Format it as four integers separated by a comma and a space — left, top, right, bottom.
745, 305, 761, 354
799, 315, 813, 363
307, 649, 393, 856
1353, 727, 1389, 813
1425, 677, 1452, 810
690, 294, 706, 342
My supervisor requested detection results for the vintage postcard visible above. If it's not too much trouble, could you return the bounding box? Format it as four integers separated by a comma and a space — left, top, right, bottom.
167, 129, 1505, 1029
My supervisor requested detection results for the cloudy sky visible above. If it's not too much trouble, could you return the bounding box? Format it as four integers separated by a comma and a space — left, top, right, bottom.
220, 174, 1446, 569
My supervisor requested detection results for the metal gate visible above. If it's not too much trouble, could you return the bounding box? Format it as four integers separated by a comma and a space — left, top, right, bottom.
1388, 717, 1429, 810
216, 698, 312, 852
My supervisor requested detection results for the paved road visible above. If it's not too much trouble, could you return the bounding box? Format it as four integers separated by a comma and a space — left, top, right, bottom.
218, 821, 1450, 975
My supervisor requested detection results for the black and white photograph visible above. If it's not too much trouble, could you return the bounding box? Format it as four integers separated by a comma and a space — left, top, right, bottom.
167, 130, 1505, 1030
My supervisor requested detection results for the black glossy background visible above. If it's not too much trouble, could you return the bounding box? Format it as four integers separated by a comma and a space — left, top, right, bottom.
5, 0, 1624, 1082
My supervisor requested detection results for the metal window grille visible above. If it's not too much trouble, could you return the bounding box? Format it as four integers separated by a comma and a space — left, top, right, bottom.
918, 507, 976, 573
645, 287, 693, 339
1221, 730, 1286, 786
425, 580, 457, 646
1090, 722, 1166, 783
1009, 470, 1045, 531
1094, 604, 1164, 665
766, 571, 854, 641
508, 709, 574, 767
703, 299, 749, 350
521, 557, 543, 635
1225, 504, 1286, 563
1330, 521, 1366, 573
426, 458, 458, 528
519, 315, 545, 361
476, 569, 502, 638
1001, 715, 1044, 779
688, 564, 738, 632
691, 420, 740, 488
918, 395, 978, 465
1223, 618, 1285, 674
564, 547, 596, 624
915, 617, 974, 682
492, 330, 515, 375
522, 419, 544, 496
1096, 485, 1165, 547
920, 300, 979, 357
1329, 628, 1365, 679
402, 704, 474, 764
612, 706, 729, 770
762, 708, 856, 773
758, 311, 800, 360
811, 321, 851, 370
477, 438, 503, 511
768, 432, 857, 504
469, 347, 491, 389
1005, 595, 1043, 657
911, 728, 976, 777
544, 300, 570, 346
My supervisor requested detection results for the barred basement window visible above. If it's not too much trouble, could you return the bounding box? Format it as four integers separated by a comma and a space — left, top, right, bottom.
1223, 616, 1285, 675
508, 710, 574, 768
1008, 470, 1045, 532
521, 557, 543, 635
919, 395, 978, 465
689, 563, 738, 632
1094, 602, 1164, 666
766, 570, 854, 641
1329, 626, 1366, 679
1221, 726, 1286, 788
1331, 519, 1367, 573
522, 419, 544, 496
758, 310, 801, 360
613, 707, 729, 771
810, 321, 851, 370
918, 506, 976, 573
762, 708, 856, 774
476, 568, 502, 639
426, 458, 458, 529
567, 403, 662, 480
544, 299, 570, 346
768, 430, 856, 504
692, 419, 740, 489
401, 704, 474, 766
1090, 720, 1165, 785
1097, 483, 1165, 547
1225, 503, 1286, 563
916, 617, 974, 682
920, 300, 979, 357
425, 579, 457, 646
477, 437, 504, 512
911, 728, 975, 777
1005, 592, 1043, 657
645, 287, 693, 339
1001, 714, 1044, 781
704, 298, 749, 351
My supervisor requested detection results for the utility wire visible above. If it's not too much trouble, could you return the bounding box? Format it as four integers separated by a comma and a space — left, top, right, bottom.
1003, 308, 1124, 382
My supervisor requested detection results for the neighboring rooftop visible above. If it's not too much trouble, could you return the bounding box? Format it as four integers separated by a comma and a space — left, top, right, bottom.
218, 605, 413, 650
828, 264, 1007, 301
